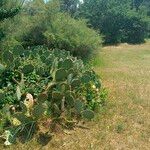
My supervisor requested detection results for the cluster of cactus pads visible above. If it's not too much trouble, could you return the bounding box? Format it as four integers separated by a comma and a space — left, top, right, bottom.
0, 46, 104, 145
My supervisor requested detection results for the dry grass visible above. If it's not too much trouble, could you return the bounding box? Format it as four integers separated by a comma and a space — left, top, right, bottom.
1, 41, 150, 150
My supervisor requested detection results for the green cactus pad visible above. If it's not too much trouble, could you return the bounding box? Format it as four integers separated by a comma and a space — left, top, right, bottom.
32, 104, 46, 119
52, 91, 63, 100
44, 51, 51, 57
62, 59, 73, 69
55, 69, 67, 81
45, 58, 52, 66
23, 50, 30, 57
0, 64, 5, 74
13, 58, 21, 68
0, 90, 5, 100
81, 74, 91, 84
12, 45, 24, 56
74, 100, 83, 113
58, 60, 64, 68
65, 94, 75, 108
20, 101, 27, 114
81, 109, 94, 120
36, 67, 45, 76
71, 79, 81, 87
68, 69, 74, 75
38, 92, 48, 103
53, 103, 61, 115
13, 113, 32, 123
67, 73, 73, 84
40, 55, 47, 63
22, 64, 34, 74
65, 91, 76, 98
58, 83, 70, 92
2, 51, 14, 64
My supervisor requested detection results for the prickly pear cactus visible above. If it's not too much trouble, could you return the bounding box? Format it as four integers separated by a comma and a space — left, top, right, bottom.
0, 46, 106, 145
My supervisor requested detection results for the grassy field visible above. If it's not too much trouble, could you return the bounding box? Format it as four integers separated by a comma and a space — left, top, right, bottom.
1, 41, 150, 150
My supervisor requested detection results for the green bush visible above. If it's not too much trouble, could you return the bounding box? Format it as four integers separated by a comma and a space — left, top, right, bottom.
45, 13, 101, 58
78, 0, 149, 44
0, 46, 106, 145
1, 1, 101, 59
100, 12, 148, 44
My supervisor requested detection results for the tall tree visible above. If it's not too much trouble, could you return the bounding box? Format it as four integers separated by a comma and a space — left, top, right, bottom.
78, 0, 149, 44
0, 0, 24, 41
60, 0, 80, 15
0, 0, 22, 21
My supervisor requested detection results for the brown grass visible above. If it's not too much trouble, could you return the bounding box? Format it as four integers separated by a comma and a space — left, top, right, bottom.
1, 41, 150, 150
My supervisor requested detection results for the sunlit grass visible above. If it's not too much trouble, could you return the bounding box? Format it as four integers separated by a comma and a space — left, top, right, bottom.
0, 41, 150, 149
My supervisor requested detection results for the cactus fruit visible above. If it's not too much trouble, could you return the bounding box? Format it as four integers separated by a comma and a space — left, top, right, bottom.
24, 93, 34, 109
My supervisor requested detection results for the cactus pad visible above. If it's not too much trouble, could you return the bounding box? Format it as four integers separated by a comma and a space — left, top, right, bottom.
71, 79, 81, 87
0, 64, 5, 74
32, 104, 46, 119
38, 92, 48, 103
22, 64, 34, 74
52, 91, 63, 100
82, 109, 94, 120
74, 100, 83, 113
62, 59, 73, 69
55, 69, 67, 81
2, 51, 14, 64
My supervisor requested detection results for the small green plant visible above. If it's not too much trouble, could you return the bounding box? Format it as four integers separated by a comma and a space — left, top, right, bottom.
0, 46, 106, 145
116, 123, 125, 134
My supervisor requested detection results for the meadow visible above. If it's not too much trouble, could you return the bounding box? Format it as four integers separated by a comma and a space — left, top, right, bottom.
1, 41, 149, 150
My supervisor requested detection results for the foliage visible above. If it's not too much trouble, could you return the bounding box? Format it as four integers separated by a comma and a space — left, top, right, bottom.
78, 0, 149, 44
0, 0, 24, 42
0, 0, 21, 21
59, 0, 81, 16
1, 0, 101, 59
0, 46, 106, 145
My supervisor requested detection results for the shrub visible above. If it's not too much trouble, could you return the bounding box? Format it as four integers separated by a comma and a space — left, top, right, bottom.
0, 46, 106, 145
1, 1, 102, 59
78, 0, 149, 44
121, 14, 148, 44
45, 13, 101, 58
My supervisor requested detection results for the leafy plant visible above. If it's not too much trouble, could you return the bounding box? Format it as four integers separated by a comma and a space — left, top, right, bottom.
0, 46, 106, 145
1, 1, 101, 59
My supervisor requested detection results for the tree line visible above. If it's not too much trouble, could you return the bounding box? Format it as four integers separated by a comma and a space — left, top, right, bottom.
0, 0, 150, 51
